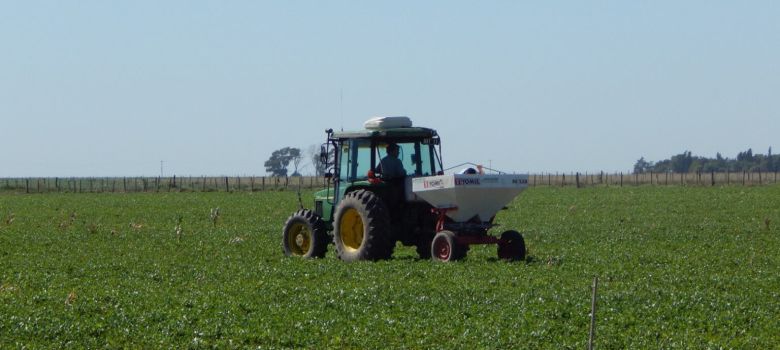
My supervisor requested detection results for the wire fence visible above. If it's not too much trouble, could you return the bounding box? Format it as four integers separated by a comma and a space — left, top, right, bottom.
0, 171, 777, 194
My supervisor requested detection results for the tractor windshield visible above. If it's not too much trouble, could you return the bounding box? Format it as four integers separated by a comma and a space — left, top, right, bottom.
337, 138, 441, 182
377, 141, 439, 177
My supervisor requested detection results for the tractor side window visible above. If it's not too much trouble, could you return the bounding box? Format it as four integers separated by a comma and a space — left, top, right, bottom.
339, 144, 351, 181
419, 144, 435, 176
398, 143, 415, 176
340, 140, 372, 181
354, 141, 372, 180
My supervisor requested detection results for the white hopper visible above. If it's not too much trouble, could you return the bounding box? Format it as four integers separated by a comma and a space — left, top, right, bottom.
411, 174, 529, 222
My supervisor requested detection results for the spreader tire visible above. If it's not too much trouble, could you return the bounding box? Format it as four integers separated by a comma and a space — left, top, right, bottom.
497, 230, 526, 261
431, 230, 467, 262
333, 190, 394, 261
282, 209, 328, 258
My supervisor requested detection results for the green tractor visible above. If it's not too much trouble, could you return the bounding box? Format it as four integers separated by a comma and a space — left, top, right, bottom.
282, 117, 528, 262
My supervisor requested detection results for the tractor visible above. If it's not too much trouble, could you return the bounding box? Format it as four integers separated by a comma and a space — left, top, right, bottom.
282, 116, 528, 262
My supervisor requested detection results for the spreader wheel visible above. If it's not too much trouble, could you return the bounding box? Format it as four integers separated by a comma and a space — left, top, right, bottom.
431, 230, 467, 262
282, 209, 328, 258
497, 230, 526, 261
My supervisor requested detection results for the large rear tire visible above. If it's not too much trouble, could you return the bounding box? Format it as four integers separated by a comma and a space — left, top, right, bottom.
333, 190, 394, 261
497, 230, 526, 261
431, 230, 467, 262
282, 209, 328, 258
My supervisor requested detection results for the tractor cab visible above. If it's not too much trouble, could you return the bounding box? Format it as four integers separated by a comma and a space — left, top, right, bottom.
314, 117, 442, 224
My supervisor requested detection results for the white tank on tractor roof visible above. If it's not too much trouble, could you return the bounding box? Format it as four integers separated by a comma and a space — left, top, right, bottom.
411, 174, 529, 222
364, 116, 412, 130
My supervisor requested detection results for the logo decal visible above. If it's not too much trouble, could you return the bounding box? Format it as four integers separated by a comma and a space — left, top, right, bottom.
455, 178, 481, 186
423, 179, 444, 188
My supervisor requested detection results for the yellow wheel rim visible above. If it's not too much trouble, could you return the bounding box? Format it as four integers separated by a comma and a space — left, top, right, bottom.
339, 208, 364, 252
288, 222, 312, 256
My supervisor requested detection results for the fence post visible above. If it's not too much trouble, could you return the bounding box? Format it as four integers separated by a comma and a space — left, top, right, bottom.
576, 172, 580, 188
620, 172, 623, 187
262, 177, 266, 191
224, 177, 229, 192
742, 171, 745, 186
589, 276, 599, 350
759, 171, 762, 185
711, 171, 715, 186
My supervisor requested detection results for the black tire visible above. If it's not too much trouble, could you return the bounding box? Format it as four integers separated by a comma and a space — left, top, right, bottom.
282, 209, 328, 258
497, 230, 526, 261
333, 190, 394, 261
430, 230, 467, 262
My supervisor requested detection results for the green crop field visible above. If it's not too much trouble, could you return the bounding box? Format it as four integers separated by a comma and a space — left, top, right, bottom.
1, 186, 779, 348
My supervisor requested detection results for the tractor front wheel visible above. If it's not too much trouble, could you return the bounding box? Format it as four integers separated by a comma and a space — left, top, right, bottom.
333, 190, 394, 261
497, 230, 526, 261
282, 209, 328, 258
431, 230, 467, 262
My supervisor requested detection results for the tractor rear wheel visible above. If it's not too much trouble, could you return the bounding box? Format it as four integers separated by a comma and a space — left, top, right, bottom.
431, 230, 467, 262
282, 209, 328, 258
333, 190, 394, 261
497, 230, 526, 261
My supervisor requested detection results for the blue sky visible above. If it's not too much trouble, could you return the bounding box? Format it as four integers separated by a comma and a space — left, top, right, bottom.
1, 1, 778, 176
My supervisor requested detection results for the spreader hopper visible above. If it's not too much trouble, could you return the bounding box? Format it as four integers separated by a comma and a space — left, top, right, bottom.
411, 174, 529, 222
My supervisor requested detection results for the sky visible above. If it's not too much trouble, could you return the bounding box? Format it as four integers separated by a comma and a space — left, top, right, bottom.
1, 1, 778, 177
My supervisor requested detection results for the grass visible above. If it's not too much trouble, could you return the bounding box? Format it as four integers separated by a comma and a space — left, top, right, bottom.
1, 186, 779, 348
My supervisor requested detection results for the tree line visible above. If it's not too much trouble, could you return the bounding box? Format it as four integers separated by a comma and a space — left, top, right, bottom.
634, 148, 779, 174
264, 145, 331, 177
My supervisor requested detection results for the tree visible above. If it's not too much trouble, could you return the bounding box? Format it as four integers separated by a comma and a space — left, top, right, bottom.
264, 147, 301, 177
291, 151, 303, 177
633, 157, 652, 174
635, 148, 776, 173
670, 151, 693, 173
308, 144, 335, 176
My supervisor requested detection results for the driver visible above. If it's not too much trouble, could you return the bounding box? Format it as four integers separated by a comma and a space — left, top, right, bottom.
378, 143, 406, 179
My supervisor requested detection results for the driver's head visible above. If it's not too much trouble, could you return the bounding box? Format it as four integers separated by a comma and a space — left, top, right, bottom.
386, 143, 399, 156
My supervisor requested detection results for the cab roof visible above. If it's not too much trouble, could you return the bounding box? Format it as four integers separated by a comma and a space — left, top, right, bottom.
331, 127, 438, 140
